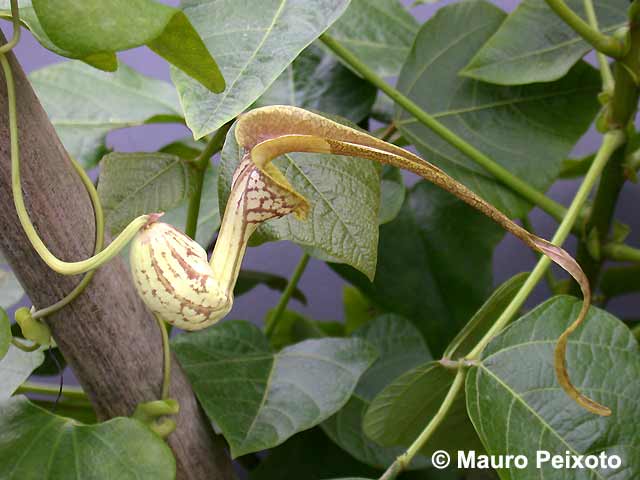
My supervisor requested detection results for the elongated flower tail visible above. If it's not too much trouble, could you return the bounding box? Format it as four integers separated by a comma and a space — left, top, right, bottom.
532, 239, 611, 416
130, 222, 231, 330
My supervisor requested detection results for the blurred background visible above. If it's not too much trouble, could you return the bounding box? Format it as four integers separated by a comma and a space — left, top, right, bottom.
5, 0, 639, 337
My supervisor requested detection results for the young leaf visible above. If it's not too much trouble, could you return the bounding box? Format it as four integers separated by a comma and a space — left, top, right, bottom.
466, 296, 640, 476
462, 0, 628, 85
265, 309, 341, 351
171, 320, 377, 457
220, 123, 381, 280
0, 346, 44, 399
98, 152, 197, 235
31, 0, 224, 92
443, 272, 529, 360
363, 360, 483, 456
378, 165, 405, 225
173, 0, 351, 138
343, 285, 377, 334
322, 315, 432, 469
332, 181, 503, 355
0, 396, 175, 479
0, 308, 10, 360
395, 0, 600, 218
327, 0, 419, 77
30, 62, 183, 168
255, 43, 377, 124
0, 266, 24, 308
0, 0, 117, 71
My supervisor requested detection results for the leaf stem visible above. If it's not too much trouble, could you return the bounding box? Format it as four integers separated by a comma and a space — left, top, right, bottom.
265, 253, 310, 337
320, 33, 567, 223
603, 242, 640, 262
379, 369, 466, 480
543, 0, 625, 58
185, 121, 232, 239
466, 130, 626, 360
153, 314, 172, 400
16, 381, 89, 401
583, 0, 615, 91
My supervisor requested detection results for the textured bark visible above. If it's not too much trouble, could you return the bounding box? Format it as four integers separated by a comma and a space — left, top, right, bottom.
0, 35, 235, 480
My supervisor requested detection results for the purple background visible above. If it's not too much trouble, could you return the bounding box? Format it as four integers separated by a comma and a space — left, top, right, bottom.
7, 0, 639, 329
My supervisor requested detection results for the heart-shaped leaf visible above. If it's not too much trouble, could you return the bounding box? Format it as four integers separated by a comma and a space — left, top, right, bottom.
395, 0, 600, 218
322, 315, 432, 469
0, 1, 116, 70
0, 396, 175, 479
98, 152, 197, 235
332, 181, 503, 355
30, 61, 183, 168
256, 43, 376, 123
172, 320, 377, 457
172, 0, 351, 138
220, 123, 381, 280
327, 0, 419, 77
363, 360, 483, 457
462, 0, 629, 85
32, 0, 224, 91
0, 345, 44, 399
466, 296, 640, 477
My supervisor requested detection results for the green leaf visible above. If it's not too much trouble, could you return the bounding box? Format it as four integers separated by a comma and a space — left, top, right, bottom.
255, 43, 376, 123
0, 308, 10, 360
378, 165, 405, 225
220, 123, 381, 280
327, 0, 419, 77
466, 296, 640, 477
462, 0, 628, 85
363, 361, 483, 456
235, 270, 307, 304
0, 396, 175, 479
98, 152, 197, 235
322, 315, 432, 469
395, 0, 600, 218
173, 0, 351, 139
250, 428, 379, 480
0, 346, 44, 399
30, 61, 183, 168
0, 267, 23, 309
172, 320, 377, 457
343, 285, 378, 334
443, 272, 529, 360
160, 165, 221, 248
265, 309, 342, 351
32, 0, 224, 92
0, 1, 117, 71
332, 181, 503, 355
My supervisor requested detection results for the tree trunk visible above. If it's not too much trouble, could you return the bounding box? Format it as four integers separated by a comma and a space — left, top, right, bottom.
0, 34, 236, 480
